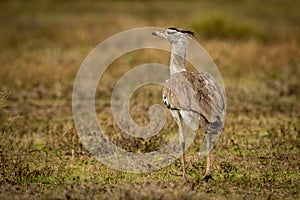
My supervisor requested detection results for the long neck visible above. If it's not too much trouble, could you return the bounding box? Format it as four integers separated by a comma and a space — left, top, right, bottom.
170, 40, 187, 75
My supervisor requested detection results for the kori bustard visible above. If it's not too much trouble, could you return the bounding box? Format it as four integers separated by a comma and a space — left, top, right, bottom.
152, 27, 225, 180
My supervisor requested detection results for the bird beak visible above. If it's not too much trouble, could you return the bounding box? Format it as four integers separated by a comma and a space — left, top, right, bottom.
152, 30, 164, 37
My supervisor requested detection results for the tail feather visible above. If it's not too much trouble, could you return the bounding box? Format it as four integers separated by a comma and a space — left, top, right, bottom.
199, 118, 224, 158
199, 132, 220, 158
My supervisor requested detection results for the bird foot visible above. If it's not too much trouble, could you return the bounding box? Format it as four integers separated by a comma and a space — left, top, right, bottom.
203, 173, 213, 182
182, 173, 187, 180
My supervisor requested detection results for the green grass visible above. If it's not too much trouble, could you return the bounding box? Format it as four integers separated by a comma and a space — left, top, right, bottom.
0, 0, 300, 199
190, 14, 270, 42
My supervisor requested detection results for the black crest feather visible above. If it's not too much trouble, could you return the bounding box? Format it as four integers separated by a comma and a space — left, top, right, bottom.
168, 27, 196, 37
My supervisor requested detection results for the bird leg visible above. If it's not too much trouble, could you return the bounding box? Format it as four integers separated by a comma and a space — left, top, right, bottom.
170, 110, 186, 178
181, 141, 186, 179
203, 133, 213, 181
204, 152, 212, 179
178, 118, 186, 179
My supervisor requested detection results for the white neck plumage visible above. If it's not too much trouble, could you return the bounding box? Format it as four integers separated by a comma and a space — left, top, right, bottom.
170, 39, 188, 75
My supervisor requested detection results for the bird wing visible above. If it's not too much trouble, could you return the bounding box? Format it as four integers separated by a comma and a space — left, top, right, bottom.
162, 71, 225, 124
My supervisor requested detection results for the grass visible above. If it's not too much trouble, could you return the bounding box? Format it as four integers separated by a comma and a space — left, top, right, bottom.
0, 0, 300, 199
191, 14, 266, 41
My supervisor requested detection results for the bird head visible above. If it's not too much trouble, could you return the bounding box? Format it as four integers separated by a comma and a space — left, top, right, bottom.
152, 27, 195, 45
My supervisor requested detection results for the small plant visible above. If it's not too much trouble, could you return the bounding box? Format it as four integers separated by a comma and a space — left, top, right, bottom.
0, 91, 9, 128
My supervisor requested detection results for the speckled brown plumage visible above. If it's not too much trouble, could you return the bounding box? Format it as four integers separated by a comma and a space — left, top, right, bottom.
162, 71, 225, 133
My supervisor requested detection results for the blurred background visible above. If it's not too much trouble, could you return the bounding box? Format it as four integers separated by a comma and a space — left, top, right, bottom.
0, 0, 299, 199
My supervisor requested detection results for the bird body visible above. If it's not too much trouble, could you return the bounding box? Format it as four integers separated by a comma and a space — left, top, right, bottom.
152, 27, 225, 179
163, 71, 225, 133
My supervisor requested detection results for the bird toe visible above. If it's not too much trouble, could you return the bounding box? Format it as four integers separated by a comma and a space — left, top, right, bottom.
203, 174, 213, 182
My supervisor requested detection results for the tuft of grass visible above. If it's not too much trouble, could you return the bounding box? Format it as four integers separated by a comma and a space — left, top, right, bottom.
0, 91, 9, 131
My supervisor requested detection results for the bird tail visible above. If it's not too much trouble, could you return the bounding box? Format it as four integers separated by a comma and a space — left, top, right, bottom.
199, 119, 224, 158
198, 132, 220, 158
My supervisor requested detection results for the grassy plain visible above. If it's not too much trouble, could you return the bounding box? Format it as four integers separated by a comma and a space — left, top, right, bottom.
0, 0, 299, 199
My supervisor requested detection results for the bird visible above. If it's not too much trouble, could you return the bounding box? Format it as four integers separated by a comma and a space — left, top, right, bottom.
152, 27, 225, 180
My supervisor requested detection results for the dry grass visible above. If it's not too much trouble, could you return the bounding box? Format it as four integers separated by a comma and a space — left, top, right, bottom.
0, 0, 299, 199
